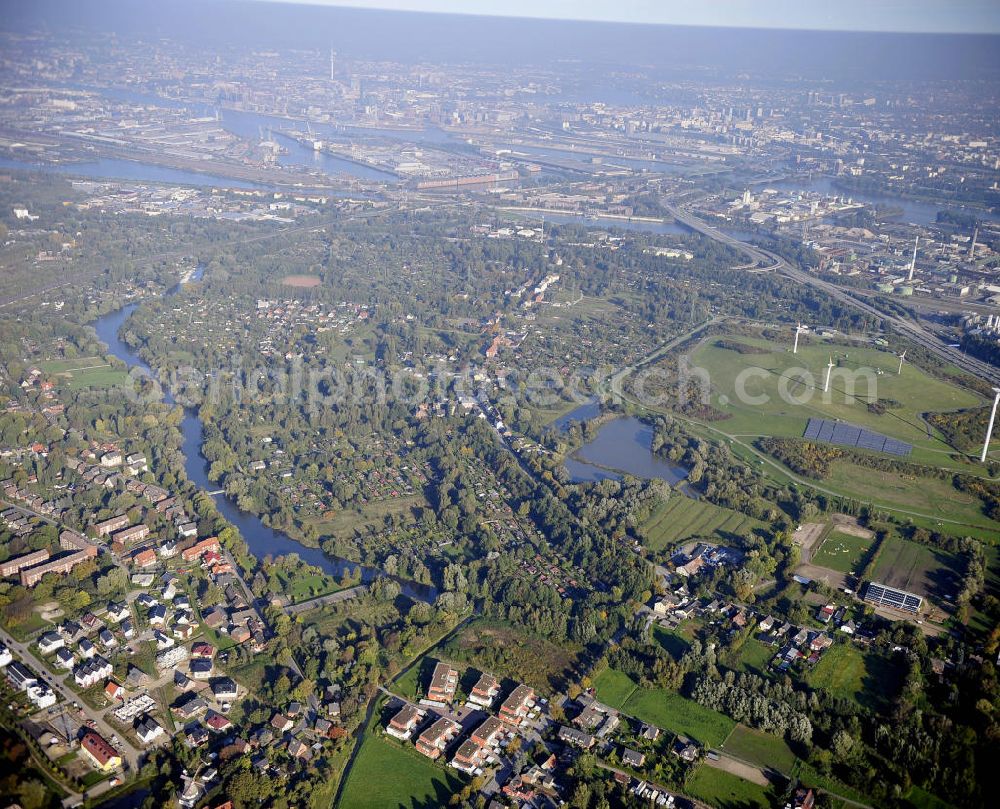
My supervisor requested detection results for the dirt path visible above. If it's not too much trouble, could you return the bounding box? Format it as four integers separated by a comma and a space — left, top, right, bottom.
829, 514, 874, 539
706, 753, 769, 786
792, 522, 826, 563
795, 563, 848, 590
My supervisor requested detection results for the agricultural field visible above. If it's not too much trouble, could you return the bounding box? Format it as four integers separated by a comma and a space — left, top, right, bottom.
721, 724, 797, 773
339, 731, 464, 809
873, 536, 964, 604
641, 496, 764, 551
685, 763, 773, 809
805, 644, 903, 712
689, 334, 982, 452
812, 529, 874, 574
40, 357, 131, 389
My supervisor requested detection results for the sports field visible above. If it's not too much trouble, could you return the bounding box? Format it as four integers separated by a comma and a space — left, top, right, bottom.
690, 335, 982, 452
642, 496, 764, 550
811, 529, 873, 574
39, 357, 131, 389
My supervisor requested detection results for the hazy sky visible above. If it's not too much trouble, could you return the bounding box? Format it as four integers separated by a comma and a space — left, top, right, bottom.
251, 0, 1000, 33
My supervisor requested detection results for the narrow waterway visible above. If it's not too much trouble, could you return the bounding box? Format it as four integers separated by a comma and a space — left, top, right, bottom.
91, 274, 436, 601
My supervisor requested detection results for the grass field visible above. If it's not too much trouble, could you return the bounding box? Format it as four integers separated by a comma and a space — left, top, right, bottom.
685, 763, 772, 809
652, 625, 691, 661
722, 724, 797, 773
904, 786, 957, 809
623, 687, 736, 747
272, 569, 344, 603
970, 544, 1000, 637
824, 463, 995, 529
339, 732, 464, 809
873, 536, 963, 603
641, 496, 764, 550
308, 495, 428, 538
812, 529, 873, 574
805, 644, 903, 712
40, 356, 132, 390
805, 645, 865, 703
592, 668, 640, 709
793, 761, 872, 806
39, 357, 105, 373
593, 668, 735, 746
690, 335, 982, 452
731, 638, 775, 676
281, 274, 322, 287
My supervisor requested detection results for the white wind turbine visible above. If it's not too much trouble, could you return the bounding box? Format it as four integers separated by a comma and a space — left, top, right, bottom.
897, 350, 906, 375
792, 322, 805, 355
982, 387, 1000, 464
824, 356, 835, 393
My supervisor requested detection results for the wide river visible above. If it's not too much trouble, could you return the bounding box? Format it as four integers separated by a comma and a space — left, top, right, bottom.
6, 85, 993, 232
91, 280, 436, 602
763, 176, 999, 227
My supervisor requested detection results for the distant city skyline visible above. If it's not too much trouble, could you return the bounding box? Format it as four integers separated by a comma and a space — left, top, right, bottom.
248, 0, 1000, 34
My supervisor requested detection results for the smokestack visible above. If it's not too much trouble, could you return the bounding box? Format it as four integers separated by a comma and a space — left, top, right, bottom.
907, 236, 918, 282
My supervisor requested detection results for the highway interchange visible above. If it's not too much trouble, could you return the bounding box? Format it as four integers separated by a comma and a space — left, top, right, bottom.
664, 202, 1000, 389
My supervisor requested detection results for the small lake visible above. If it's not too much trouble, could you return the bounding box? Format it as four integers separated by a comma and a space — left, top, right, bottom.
555, 410, 690, 486
549, 397, 601, 431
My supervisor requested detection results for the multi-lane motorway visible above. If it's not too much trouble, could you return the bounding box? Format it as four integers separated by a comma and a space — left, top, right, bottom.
665, 203, 1000, 388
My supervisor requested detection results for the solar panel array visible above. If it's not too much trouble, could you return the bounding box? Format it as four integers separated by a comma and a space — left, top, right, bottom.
803, 418, 912, 457
863, 581, 922, 613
